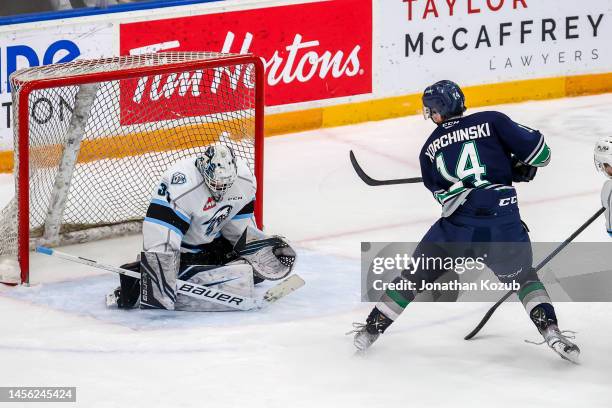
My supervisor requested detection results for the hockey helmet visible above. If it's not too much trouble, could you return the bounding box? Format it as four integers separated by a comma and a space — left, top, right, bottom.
422, 80, 466, 121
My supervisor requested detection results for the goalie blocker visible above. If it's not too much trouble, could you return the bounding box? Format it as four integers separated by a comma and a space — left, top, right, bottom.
114, 227, 297, 312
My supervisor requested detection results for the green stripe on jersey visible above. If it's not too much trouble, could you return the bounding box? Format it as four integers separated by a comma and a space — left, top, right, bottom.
435, 186, 467, 204
528, 143, 551, 166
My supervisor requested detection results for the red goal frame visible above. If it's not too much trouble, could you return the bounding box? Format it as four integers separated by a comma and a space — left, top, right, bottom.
12, 54, 265, 284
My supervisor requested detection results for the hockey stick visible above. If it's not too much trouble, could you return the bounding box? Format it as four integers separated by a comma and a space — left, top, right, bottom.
349, 150, 423, 186
464, 206, 606, 340
35, 246, 305, 311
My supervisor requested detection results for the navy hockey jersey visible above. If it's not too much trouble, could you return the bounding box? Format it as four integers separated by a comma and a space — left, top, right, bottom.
419, 111, 551, 216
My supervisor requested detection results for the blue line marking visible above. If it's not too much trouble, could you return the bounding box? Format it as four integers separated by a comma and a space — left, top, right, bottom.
144, 217, 184, 237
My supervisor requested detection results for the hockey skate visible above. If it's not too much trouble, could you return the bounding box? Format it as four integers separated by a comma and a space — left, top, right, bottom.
527, 305, 580, 363
526, 324, 580, 364
347, 323, 380, 353
540, 325, 580, 364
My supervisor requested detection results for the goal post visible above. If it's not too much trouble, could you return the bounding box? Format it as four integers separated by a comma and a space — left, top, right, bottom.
0, 52, 265, 285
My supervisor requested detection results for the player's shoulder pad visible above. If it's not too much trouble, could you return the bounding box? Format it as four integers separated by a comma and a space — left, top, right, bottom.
158, 158, 204, 198
475, 110, 509, 122
235, 158, 257, 192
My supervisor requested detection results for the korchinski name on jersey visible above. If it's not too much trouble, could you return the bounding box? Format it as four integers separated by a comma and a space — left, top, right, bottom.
424, 123, 491, 162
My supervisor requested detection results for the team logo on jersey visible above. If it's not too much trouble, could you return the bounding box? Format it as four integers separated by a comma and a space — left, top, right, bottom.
202, 205, 233, 235
203, 197, 217, 211
171, 172, 186, 185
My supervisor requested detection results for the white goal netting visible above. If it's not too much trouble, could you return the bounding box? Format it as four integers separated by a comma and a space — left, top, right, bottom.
0, 52, 263, 284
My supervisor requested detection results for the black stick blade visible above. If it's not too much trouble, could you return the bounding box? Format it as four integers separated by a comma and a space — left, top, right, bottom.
464, 290, 514, 340
349, 150, 423, 186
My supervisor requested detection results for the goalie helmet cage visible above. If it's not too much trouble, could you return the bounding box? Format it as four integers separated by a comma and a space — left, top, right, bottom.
0, 52, 265, 285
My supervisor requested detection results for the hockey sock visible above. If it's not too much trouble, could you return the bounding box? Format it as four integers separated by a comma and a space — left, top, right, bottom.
374, 274, 416, 324
518, 281, 558, 331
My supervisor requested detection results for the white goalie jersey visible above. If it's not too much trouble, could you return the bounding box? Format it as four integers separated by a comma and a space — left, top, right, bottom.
142, 156, 261, 254
602, 180, 612, 236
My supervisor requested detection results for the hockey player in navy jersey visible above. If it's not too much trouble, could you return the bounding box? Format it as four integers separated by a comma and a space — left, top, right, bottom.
351, 80, 580, 363
108, 143, 296, 312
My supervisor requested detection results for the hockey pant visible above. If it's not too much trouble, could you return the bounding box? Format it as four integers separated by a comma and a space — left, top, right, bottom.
376, 188, 558, 331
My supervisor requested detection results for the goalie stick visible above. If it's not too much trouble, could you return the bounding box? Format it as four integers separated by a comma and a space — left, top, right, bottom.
35, 246, 305, 311
464, 207, 606, 340
349, 150, 423, 186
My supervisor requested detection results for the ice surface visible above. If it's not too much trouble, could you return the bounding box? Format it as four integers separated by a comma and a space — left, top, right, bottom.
1, 94, 612, 407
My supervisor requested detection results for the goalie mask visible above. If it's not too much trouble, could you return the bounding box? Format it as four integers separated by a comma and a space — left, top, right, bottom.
197, 144, 238, 201
594, 136, 612, 179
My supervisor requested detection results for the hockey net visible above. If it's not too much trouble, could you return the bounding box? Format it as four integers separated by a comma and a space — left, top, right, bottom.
0, 52, 264, 284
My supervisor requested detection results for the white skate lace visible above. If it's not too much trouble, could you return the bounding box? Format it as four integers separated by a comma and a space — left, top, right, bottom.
524, 329, 577, 346
346, 322, 367, 336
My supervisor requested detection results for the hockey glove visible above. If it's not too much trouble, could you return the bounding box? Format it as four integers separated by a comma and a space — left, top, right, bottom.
511, 156, 537, 182
234, 228, 297, 281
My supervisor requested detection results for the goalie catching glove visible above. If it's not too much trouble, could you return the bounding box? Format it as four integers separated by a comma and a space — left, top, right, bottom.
233, 226, 297, 281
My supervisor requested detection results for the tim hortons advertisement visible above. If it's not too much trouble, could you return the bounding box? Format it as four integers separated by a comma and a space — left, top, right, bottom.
377, 0, 612, 95
119, 0, 372, 124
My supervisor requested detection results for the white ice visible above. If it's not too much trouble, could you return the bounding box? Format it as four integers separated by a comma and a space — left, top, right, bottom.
1, 94, 612, 407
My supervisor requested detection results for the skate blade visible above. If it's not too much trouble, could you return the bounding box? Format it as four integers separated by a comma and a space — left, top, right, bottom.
552, 344, 580, 365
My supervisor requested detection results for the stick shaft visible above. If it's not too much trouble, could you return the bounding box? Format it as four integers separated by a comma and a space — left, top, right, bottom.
36, 246, 256, 310
37, 246, 140, 278
464, 207, 606, 340
533, 207, 606, 272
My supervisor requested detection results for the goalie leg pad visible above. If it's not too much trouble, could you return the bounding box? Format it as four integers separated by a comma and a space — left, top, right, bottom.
175, 261, 255, 312
117, 261, 141, 309
140, 251, 179, 310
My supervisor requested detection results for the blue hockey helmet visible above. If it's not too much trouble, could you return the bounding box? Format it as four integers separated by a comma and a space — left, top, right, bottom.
422, 80, 466, 121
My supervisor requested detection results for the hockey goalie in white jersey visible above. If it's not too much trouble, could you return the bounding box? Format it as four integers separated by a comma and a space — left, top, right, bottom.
594, 136, 612, 235
110, 143, 297, 311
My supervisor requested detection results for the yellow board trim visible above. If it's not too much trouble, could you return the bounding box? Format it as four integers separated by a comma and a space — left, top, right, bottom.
265, 72, 612, 136
0, 151, 11, 173
2, 72, 612, 173
0, 119, 252, 173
